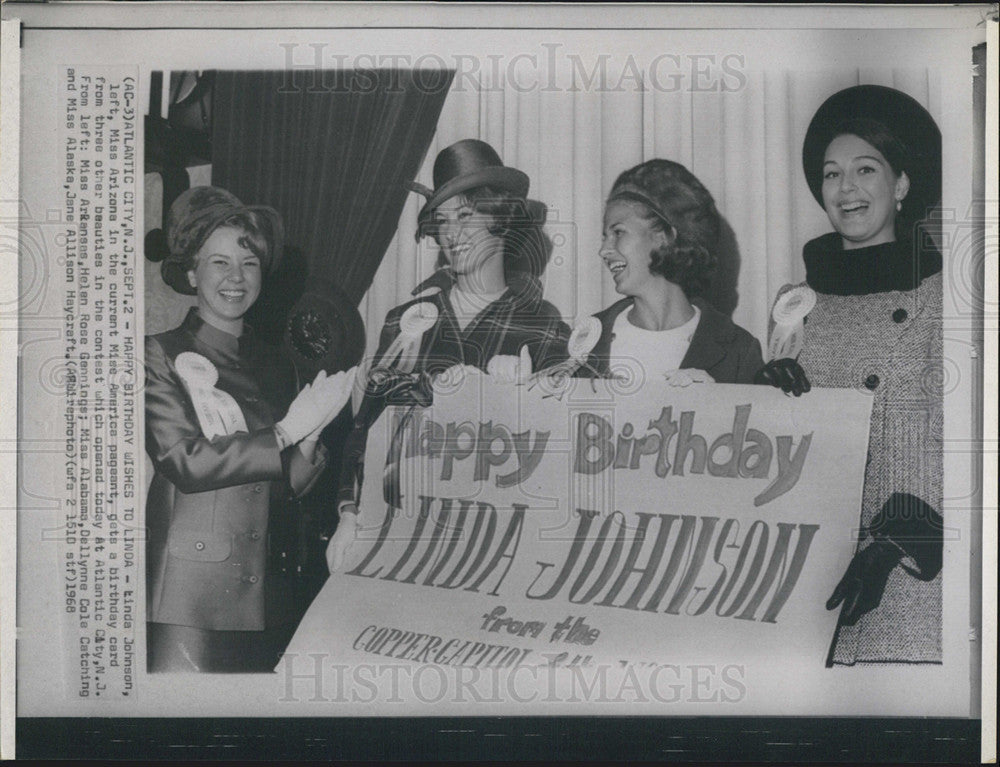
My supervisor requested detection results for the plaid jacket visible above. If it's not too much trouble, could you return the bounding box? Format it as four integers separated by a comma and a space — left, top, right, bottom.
336, 273, 570, 505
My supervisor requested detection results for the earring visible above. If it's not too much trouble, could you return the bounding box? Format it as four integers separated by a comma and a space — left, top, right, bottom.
895, 200, 902, 212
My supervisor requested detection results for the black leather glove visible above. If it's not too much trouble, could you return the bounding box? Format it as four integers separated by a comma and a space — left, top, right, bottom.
754, 358, 811, 397
827, 492, 943, 626
364, 368, 434, 407
867, 492, 943, 581
826, 540, 903, 625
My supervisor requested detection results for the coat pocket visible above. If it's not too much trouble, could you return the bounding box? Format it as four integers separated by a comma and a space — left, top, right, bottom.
167, 527, 233, 563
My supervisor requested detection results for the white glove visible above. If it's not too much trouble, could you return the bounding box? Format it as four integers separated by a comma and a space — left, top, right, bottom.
276, 373, 324, 444
326, 505, 359, 573
431, 363, 479, 394
487, 345, 533, 384
303, 366, 358, 443
663, 368, 715, 387
278, 368, 357, 445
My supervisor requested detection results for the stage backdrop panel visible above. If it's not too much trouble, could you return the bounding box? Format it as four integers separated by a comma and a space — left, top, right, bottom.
283, 376, 873, 712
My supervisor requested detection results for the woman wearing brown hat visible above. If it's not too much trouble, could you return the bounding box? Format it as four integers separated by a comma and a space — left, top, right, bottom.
568, 159, 763, 386
145, 186, 356, 672
327, 139, 570, 571
757, 85, 944, 664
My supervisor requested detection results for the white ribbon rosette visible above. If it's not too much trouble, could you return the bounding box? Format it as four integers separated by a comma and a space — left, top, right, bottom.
527, 316, 603, 398
351, 302, 440, 413
175, 352, 249, 440
567, 316, 602, 363
374, 301, 439, 374
767, 286, 817, 361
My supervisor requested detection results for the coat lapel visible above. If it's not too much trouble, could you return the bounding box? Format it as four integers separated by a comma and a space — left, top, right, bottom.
586, 298, 632, 376
428, 291, 463, 364
680, 300, 733, 375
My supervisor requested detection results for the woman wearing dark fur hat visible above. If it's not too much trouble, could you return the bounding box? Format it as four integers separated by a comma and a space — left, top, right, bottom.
757, 85, 944, 664
145, 186, 356, 672
569, 159, 763, 386
327, 140, 570, 572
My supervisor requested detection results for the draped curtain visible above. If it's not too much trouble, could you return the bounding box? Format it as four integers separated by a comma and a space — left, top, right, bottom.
212, 69, 455, 310
359, 66, 939, 357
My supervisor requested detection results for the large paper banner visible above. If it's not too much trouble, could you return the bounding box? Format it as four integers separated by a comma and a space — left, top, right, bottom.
283, 376, 874, 712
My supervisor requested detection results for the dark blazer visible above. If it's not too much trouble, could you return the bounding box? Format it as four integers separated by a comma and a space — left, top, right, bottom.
145, 309, 326, 632
580, 297, 764, 384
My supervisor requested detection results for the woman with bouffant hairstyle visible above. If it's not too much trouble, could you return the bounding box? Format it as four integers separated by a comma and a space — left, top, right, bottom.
572, 159, 763, 385
417, 182, 551, 284
144, 186, 355, 672
757, 85, 944, 665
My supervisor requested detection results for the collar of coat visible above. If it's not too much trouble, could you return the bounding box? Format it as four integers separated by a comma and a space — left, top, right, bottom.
584, 296, 735, 377
410, 268, 546, 313
181, 307, 258, 359
803, 231, 943, 296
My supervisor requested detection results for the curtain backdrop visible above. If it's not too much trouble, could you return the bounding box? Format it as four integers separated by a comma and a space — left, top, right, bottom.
212, 69, 455, 309
358, 67, 939, 358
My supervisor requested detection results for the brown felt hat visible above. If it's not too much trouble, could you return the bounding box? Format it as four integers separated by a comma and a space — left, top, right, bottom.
413, 140, 529, 236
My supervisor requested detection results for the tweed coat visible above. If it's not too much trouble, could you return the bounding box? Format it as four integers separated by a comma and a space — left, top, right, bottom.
775, 233, 943, 664
337, 273, 571, 506
145, 309, 326, 632
578, 297, 764, 384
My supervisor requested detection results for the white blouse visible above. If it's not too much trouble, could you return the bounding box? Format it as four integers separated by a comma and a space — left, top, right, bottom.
609, 305, 701, 383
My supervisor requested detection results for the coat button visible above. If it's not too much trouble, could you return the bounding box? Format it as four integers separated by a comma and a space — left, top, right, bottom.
252, 485, 263, 494
864, 374, 880, 390
249, 530, 261, 541
241, 575, 259, 584
194, 541, 205, 551
892, 308, 908, 323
